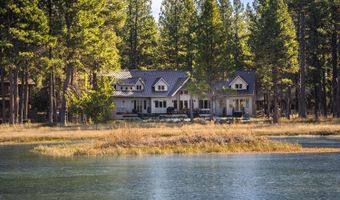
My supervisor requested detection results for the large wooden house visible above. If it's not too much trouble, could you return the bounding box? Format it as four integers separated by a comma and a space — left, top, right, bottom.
105, 70, 256, 119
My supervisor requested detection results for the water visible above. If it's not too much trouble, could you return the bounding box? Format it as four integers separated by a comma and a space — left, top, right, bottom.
1, 137, 340, 200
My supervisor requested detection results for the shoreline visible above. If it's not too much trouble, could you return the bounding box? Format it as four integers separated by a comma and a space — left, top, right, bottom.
32, 144, 340, 158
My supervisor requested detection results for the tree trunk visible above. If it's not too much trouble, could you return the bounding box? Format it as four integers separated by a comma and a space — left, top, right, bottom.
272, 68, 279, 124
1, 67, 6, 123
48, 0, 54, 124
210, 96, 214, 121
314, 84, 319, 121
189, 96, 194, 122
266, 89, 271, 118
286, 86, 291, 120
13, 68, 19, 123
19, 70, 24, 123
53, 70, 57, 122
49, 67, 54, 124
9, 69, 15, 124
60, 65, 73, 126
23, 69, 29, 122
322, 71, 327, 117
92, 72, 98, 90
298, 9, 307, 118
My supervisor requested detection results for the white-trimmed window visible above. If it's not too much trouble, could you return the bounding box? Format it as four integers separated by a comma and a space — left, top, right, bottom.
158, 85, 165, 91
136, 85, 142, 90
154, 100, 167, 108
235, 84, 243, 89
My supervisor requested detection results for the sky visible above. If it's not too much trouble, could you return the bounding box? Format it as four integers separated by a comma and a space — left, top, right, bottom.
151, 0, 254, 21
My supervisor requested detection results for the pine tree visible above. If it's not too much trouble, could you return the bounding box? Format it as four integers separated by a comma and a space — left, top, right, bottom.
250, 0, 299, 123
195, 0, 225, 120
120, 0, 158, 69
59, 0, 125, 125
217, 0, 234, 74
0, 0, 49, 124
159, 0, 197, 71
230, 0, 252, 70
305, 1, 332, 119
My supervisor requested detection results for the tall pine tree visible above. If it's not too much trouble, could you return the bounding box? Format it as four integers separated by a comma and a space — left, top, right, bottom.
250, 0, 299, 123
195, 0, 225, 120
0, 0, 48, 124
159, 0, 197, 71
120, 0, 158, 69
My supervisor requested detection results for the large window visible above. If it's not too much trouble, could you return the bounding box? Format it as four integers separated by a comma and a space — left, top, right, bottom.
133, 100, 143, 113
199, 100, 210, 109
173, 100, 178, 109
154, 100, 167, 108
179, 100, 189, 109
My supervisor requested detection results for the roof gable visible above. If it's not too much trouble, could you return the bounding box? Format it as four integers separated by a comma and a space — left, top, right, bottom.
213, 70, 256, 95
229, 75, 248, 87
108, 70, 188, 97
153, 77, 169, 87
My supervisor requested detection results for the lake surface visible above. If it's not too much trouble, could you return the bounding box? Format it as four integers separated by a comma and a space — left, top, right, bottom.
1, 137, 340, 200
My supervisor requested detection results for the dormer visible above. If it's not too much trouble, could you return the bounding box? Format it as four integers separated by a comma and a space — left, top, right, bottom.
153, 77, 169, 92
135, 78, 145, 91
115, 77, 144, 92
229, 75, 248, 90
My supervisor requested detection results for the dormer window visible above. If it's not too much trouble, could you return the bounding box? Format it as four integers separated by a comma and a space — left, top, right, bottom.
136, 85, 142, 90
158, 85, 165, 91
154, 77, 169, 92
229, 75, 248, 91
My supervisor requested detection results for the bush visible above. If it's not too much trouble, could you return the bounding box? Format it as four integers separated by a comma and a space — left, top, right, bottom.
68, 78, 114, 124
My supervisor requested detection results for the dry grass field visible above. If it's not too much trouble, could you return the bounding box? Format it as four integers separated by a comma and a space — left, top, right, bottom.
1, 119, 340, 157
1, 120, 340, 144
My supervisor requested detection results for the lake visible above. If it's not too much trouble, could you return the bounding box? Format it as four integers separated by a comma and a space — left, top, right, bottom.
1, 137, 340, 200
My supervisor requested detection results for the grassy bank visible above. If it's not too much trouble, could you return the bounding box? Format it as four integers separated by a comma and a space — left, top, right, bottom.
2, 121, 339, 157
33, 134, 305, 157
1, 121, 340, 144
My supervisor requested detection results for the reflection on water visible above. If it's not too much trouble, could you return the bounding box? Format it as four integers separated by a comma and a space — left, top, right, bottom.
1, 137, 340, 200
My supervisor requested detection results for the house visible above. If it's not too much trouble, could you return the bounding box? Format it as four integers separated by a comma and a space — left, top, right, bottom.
106, 70, 256, 119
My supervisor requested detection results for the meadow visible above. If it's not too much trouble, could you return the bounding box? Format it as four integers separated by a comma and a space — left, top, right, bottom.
1, 119, 340, 157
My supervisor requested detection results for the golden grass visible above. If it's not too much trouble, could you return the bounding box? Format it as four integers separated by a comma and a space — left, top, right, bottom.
0, 120, 335, 157
2, 119, 339, 157
1, 121, 340, 144
33, 135, 305, 157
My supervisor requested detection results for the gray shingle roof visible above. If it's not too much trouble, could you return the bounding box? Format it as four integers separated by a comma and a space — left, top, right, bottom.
214, 70, 256, 95
106, 69, 255, 98
117, 77, 141, 85
108, 70, 189, 97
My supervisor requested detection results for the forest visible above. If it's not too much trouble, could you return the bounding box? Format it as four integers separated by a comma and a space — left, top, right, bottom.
0, 0, 339, 125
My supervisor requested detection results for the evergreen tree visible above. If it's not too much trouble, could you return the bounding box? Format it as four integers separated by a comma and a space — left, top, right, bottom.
195, 0, 225, 120
250, 0, 299, 123
217, 0, 234, 74
120, 0, 158, 69
59, 0, 124, 125
159, 0, 197, 71
230, 0, 252, 70
0, 0, 49, 124
305, 1, 332, 119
